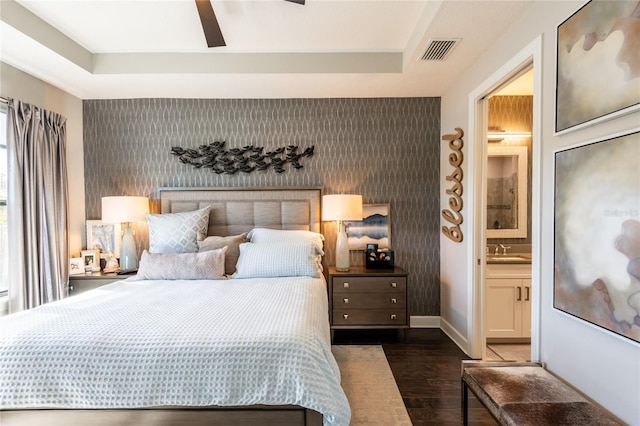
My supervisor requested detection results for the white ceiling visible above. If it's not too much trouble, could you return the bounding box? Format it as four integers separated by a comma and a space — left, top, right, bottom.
0, 0, 535, 99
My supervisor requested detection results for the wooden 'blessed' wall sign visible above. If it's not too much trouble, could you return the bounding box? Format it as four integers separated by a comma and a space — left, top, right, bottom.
442, 128, 464, 242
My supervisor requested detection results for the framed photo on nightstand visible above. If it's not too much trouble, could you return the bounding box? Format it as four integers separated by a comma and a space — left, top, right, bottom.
69, 257, 85, 275
86, 220, 121, 258
81, 249, 101, 272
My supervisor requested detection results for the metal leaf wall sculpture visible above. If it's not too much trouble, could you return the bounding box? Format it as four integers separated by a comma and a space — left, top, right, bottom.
171, 141, 315, 174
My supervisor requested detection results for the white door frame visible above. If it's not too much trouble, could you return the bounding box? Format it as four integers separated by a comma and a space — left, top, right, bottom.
466, 36, 543, 360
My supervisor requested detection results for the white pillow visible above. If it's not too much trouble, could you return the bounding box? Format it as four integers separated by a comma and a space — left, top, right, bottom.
232, 242, 323, 279
247, 228, 324, 251
147, 207, 210, 253
133, 248, 227, 280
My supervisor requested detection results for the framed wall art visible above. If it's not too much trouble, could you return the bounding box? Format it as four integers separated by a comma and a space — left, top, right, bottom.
555, 0, 640, 134
554, 129, 639, 343
345, 203, 391, 250
86, 220, 121, 257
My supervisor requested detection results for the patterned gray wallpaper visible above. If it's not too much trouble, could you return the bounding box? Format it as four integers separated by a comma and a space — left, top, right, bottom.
83, 97, 441, 316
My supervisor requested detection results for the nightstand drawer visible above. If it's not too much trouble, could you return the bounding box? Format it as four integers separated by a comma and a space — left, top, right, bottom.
332, 276, 406, 294
333, 309, 407, 326
333, 293, 406, 309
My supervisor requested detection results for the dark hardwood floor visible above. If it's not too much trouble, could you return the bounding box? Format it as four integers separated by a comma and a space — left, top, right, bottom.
332, 328, 497, 426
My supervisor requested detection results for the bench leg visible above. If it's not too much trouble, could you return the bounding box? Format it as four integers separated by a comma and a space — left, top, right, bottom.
462, 380, 469, 426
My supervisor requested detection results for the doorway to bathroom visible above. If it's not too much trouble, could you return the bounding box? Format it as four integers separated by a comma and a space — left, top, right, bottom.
483, 69, 534, 360
466, 36, 542, 361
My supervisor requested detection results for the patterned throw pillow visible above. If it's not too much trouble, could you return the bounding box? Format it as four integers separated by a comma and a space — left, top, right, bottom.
232, 242, 323, 279
147, 207, 211, 253
197, 232, 248, 275
133, 248, 227, 280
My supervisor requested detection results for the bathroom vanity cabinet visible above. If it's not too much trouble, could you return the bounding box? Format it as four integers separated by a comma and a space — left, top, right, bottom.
485, 263, 531, 339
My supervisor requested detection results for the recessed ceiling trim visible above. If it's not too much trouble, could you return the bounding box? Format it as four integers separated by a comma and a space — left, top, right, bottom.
0, 0, 92, 72
1, 0, 536, 99
92, 52, 404, 74
419, 38, 461, 61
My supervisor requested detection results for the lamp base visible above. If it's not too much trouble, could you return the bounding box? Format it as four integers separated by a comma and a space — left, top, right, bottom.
335, 221, 350, 272
119, 224, 138, 273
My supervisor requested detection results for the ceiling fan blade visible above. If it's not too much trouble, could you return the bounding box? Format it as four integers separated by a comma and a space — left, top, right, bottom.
285, 0, 305, 4
194, 0, 225, 47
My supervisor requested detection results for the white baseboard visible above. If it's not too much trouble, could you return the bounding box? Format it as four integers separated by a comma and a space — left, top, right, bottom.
409, 316, 440, 328
410, 316, 473, 357
439, 316, 472, 357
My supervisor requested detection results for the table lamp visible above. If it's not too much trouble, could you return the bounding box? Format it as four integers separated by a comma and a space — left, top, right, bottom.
101, 196, 149, 273
322, 194, 363, 272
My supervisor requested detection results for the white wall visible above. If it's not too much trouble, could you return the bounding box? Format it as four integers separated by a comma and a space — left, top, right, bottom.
440, 2, 640, 424
1, 62, 85, 258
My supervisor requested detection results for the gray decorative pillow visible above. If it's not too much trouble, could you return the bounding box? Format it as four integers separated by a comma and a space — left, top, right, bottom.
197, 232, 248, 275
147, 207, 210, 253
133, 248, 227, 280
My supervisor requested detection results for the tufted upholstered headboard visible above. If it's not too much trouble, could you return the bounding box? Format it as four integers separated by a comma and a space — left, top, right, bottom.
158, 187, 322, 237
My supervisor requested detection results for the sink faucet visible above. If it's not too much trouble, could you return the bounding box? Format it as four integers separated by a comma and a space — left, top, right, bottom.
499, 244, 511, 255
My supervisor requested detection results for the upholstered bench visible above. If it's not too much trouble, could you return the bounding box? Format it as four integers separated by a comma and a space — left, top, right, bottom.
461, 361, 622, 426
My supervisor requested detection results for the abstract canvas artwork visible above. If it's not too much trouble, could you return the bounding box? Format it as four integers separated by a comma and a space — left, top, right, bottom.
556, 0, 640, 133
554, 131, 640, 343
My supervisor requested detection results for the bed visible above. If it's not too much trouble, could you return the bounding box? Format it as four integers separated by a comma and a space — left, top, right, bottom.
0, 187, 351, 426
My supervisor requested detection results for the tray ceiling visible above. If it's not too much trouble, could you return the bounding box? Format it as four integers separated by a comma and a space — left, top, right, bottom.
0, 0, 534, 99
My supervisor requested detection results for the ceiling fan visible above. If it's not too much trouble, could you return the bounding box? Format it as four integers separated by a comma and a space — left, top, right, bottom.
194, 0, 305, 48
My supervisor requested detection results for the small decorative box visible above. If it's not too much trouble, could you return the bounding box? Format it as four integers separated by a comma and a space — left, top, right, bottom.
366, 248, 394, 269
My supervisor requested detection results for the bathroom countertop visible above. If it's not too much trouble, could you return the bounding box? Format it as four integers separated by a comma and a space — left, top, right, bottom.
486, 254, 532, 264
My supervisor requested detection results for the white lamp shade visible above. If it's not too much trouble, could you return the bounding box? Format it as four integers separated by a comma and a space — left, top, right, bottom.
322, 194, 363, 221
102, 196, 149, 223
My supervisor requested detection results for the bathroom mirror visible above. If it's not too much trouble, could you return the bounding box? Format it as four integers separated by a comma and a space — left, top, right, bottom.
486, 145, 528, 238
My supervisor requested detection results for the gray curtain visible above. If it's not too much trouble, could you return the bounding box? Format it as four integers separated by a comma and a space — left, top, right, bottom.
7, 99, 69, 312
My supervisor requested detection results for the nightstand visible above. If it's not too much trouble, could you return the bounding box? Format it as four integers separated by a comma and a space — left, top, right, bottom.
327, 266, 409, 341
68, 272, 124, 296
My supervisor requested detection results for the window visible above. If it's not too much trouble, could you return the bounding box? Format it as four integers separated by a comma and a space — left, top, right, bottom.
0, 107, 7, 295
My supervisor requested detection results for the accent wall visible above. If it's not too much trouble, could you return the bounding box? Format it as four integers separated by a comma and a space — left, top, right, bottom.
83, 97, 441, 317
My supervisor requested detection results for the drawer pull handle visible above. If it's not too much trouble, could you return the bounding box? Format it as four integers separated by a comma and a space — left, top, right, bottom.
343, 298, 349, 304
343, 282, 350, 288
391, 298, 397, 304
390, 314, 397, 320
391, 282, 397, 288
343, 314, 349, 320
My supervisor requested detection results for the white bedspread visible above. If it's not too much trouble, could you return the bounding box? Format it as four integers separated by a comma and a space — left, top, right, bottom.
0, 277, 351, 426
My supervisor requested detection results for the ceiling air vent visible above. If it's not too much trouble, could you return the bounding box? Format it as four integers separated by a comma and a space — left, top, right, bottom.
419, 38, 461, 61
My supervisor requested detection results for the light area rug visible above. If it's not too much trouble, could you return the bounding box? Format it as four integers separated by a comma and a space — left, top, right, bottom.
332, 345, 412, 426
